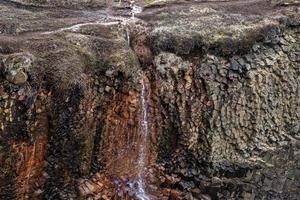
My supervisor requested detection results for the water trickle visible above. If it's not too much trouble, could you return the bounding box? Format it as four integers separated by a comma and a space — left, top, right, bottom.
103, 75, 154, 199
124, 24, 131, 46
131, 1, 143, 19
139, 78, 149, 170
134, 78, 151, 200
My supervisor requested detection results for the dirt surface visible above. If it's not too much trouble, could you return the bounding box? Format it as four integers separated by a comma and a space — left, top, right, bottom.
0, 0, 296, 34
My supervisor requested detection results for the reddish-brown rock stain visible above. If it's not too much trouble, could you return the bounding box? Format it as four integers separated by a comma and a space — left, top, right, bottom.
11, 110, 49, 200
102, 75, 159, 179
12, 134, 48, 199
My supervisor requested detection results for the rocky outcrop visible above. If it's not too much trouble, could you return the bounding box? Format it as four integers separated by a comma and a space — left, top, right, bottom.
156, 30, 300, 199
0, 0, 299, 199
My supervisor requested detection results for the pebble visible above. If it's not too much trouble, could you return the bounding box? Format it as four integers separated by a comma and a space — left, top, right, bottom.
105, 86, 111, 92
6, 70, 28, 85
105, 70, 114, 77
230, 58, 240, 71
36, 108, 42, 113
2, 93, 9, 99
200, 194, 212, 200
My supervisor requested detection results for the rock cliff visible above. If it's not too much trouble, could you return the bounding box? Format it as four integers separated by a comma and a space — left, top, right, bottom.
0, 0, 299, 199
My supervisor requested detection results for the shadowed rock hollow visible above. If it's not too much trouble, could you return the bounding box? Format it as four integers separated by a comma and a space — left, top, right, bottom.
0, 0, 299, 200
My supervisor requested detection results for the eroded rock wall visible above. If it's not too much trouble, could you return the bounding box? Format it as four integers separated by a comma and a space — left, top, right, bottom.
0, 21, 145, 199
0, 0, 299, 200
155, 29, 300, 199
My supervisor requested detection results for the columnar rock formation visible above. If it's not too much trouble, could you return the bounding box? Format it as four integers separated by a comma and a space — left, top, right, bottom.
0, 0, 299, 200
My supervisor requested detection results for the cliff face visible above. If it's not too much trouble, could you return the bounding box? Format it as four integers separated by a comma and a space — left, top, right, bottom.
0, 0, 299, 200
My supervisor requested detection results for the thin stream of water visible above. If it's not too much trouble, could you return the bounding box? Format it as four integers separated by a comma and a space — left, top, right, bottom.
41, 0, 143, 48
133, 78, 151, 200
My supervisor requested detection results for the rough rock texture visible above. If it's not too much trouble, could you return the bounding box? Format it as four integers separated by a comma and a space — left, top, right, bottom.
0, 0, 299, 200
7, 0, 107, 8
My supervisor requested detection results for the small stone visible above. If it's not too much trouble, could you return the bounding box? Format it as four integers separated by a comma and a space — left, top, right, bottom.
252, 44, 260, 52
105, 70, 114, 77
105, 86, 111, 92
230, 58, 240, 71
245, 64, 251, 71
34, 189, 43, 195
42, 172, 49, 178
246, 71, 255, 80
6, 70, 28, 85
200, 194, 212, 200
219, 69, 227, 77
36, 108, 42, 113
191, 169, 198, 176
228, 71, 238, 80
2, 93, 9, 99
18, 95, 25, 101
237, 58, 245, 66
211, 177, 221, 183
265, 58, 274, 66
191, 188, 201, 194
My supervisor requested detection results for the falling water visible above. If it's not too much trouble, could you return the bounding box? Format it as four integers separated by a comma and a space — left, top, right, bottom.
131, 3, 143, 19
134, 78, 151, 200
124, 24, 131, 46
139, 79, 149, 170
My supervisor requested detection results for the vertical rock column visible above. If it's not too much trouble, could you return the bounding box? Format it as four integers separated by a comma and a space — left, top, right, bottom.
0, 53, 50, 199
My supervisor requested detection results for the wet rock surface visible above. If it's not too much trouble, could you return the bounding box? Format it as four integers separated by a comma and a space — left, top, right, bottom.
0, 0, 299, 199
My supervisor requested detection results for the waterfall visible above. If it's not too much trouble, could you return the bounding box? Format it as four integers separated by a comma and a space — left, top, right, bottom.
103, 75, 153, 199
139, 78, 149, 171
134, 78, 151, 200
